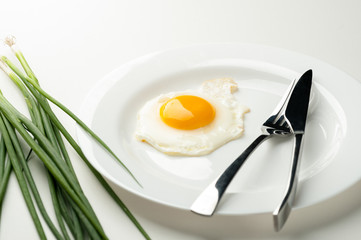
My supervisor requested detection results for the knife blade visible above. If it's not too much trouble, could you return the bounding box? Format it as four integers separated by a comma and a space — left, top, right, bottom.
284, 69, 312, 133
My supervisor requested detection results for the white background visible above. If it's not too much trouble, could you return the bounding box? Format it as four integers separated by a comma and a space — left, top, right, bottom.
1, 0, 361, 239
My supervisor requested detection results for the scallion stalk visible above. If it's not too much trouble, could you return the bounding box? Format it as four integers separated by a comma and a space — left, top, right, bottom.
0, 114, 46, 239
2, 112, 64, 240
56, 186, 84, 240
0, 156, 11, 221
0, 93, 108, 239
0, 137, 10, 220
0, 136, 5, 179
48, 174, 71, 240
1, 57, 75, 239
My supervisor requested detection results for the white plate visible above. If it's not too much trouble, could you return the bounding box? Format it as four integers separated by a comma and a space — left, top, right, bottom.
76, 43, 361, 215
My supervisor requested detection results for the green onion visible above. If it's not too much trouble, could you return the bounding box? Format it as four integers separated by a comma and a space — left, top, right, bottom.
0, 114, 46, 239
2, 111, 65, 239
0, 35, 151, 240
1, 44, 140, 186
0, 136, 11, 220
0, 92, 107, 239
0, 156, 11, 221
0, 136, 6, 179
48, 175, 72, 240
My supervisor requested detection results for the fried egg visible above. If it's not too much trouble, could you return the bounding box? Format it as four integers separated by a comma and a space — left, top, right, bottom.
135, 78, 250, 156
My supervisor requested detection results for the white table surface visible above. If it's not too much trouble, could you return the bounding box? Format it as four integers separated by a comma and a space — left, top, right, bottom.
1, 0, 361, 239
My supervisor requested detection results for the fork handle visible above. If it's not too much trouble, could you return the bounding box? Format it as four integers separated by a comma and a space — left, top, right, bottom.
191, 134, 270, 216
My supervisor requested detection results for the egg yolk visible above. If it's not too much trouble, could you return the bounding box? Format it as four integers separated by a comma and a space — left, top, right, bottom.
160, 95, 215, 130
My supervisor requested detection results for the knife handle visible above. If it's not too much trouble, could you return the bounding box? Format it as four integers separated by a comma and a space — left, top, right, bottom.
273, 133, 304, 231
191, 134, 270, 216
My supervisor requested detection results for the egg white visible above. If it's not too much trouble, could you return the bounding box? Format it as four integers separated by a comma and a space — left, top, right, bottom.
135, 78, 249, 156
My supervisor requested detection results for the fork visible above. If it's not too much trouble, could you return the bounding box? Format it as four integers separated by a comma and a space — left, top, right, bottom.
190, 79, 297, 216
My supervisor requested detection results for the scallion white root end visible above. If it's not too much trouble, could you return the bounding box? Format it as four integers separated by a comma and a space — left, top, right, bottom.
4, 35, 16, 46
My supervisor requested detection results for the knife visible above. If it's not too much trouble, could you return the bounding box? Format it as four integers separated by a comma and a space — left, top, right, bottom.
273, 69, 312, 231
